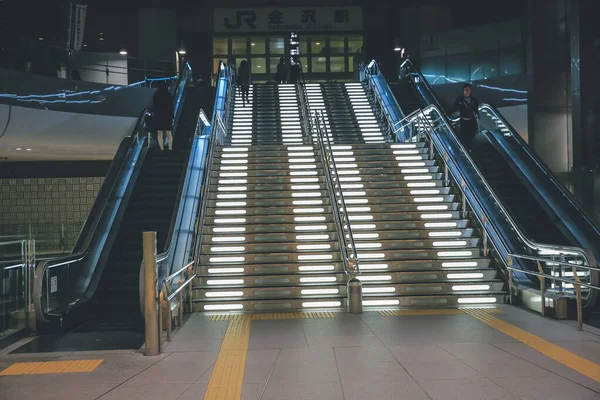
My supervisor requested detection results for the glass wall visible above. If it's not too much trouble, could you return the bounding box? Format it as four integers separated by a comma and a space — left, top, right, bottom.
420, 20, 524, 85
212, 35, 363, 80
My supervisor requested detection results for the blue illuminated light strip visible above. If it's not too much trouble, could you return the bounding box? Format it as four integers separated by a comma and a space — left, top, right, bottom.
0, 76, 177, 105
477, 84, 527, 94
422, 75, 527, 95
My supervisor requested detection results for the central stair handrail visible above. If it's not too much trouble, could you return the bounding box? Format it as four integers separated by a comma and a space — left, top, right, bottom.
313, 110, 360, 276
296, 65, 313, 144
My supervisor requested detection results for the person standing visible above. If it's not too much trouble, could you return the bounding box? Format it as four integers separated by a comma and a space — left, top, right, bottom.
151, 81, 174, 151
449, 83, 479, 151
238, 60, 251, 106
275, 57, 287, 84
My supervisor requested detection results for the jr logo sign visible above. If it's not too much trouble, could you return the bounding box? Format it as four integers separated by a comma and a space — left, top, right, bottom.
224, 11, 257, 29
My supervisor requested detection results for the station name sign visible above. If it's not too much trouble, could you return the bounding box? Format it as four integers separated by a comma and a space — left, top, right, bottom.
214, 7, 363, 33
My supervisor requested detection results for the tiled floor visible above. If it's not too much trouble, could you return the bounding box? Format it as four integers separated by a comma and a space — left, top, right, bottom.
1, 305, 600, 400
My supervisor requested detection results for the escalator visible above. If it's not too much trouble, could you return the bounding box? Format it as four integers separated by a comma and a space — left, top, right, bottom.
470, 134, 571, 246
74, 87, 203, 334
384, 59, 600, 312
21, 66, 219, 351
392, 79, 422, 116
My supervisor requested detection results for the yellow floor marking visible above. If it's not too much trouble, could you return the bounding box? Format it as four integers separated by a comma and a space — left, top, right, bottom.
464, 309, 600, 383
378, 308, 503, 317
209, 311, 337, 322
0, 359, 103, 376
204, 311, 337, 399
204, 315, 251, 400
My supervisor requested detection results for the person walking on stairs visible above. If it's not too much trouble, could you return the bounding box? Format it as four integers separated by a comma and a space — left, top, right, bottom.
449, 83, 479, 151
238, 60, 251, 106
150, 81, 174, 151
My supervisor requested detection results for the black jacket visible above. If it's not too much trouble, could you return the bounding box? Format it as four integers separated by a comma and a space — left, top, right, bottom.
449, 96, 479, 120
151, 89, 174, 131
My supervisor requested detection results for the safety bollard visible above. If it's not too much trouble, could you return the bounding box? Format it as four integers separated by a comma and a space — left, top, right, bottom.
143, 231, 160, 356
347, 278, 363, 314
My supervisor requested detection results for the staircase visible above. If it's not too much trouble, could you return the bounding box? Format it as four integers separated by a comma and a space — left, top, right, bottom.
193, 84, 347, 311
193, 82, 506, 312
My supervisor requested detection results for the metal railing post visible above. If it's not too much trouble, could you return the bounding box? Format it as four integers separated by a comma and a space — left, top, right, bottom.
537, 261, 546, 317
143, 231, 160, 356
573, 267, 583, 331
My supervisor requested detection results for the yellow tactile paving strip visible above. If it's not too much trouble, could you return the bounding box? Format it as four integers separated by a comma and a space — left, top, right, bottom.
209, 311, 337, 321
380, 307, 600, 384
204, 315, 252, 400
378, 308, 504, 317
204, 311, 337, 400
0, 359, 103, 375
465, 309, 600, 383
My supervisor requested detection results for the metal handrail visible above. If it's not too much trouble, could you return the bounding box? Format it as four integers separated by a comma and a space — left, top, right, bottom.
313, 111, 360, 276
363, 73, 394, 141
418, 105, 596, 268
388, 104, 598, 315
191, 117, 222, 269
399, 58, 448, 114
393, 106, 595, 265
505, 253, 600, 331
164, 261, 194, 284
158, 260, 195, 346
394, 57, 599, 307
191, 62, 233, 270
297, 65, 313, 144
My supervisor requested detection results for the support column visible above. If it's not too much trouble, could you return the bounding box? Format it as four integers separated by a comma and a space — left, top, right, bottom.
527, 0, 573, 174
570, 0, 600, 213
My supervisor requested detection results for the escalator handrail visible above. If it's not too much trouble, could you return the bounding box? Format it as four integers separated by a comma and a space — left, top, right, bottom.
156, 63, 195, 256
479, 103, 600, 244
190, 62, 233, 272
391, 105, 597, 307
395, 58, 597, 269
33, 73, 188, 323
359, 61, 406, 141
422, 105, 594, 267
399, 58, 448, 114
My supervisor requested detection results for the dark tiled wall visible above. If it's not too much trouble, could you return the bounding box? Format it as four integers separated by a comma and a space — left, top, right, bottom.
0, 177, 103, 254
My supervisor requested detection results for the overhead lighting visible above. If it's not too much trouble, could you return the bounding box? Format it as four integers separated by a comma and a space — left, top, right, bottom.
38, 37, 44, 41
26, 148, 32, 151
251, 42, 256, 46
15, 148, 22, 151
119, 49, 127, 55
178, 49, 186, 55
99, 37, 104, 41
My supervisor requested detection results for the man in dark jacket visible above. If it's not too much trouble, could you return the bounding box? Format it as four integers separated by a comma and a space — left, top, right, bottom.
449, 83, 479, 151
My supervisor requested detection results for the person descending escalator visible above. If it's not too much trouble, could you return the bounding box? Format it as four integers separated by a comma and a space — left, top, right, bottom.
238, 60, 251, 106
150, 81, 175, 151
449, 83, 480, 151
